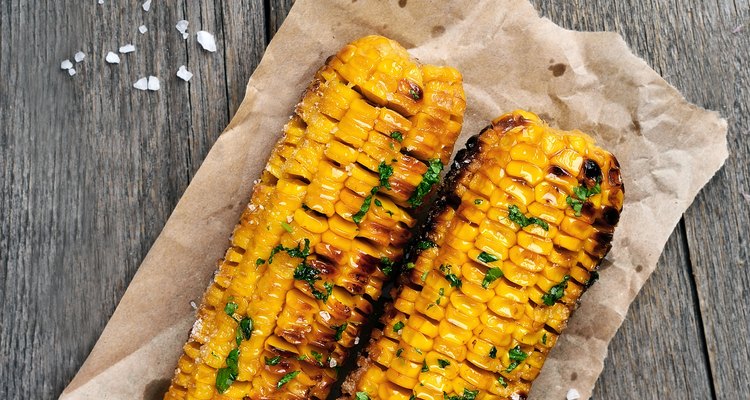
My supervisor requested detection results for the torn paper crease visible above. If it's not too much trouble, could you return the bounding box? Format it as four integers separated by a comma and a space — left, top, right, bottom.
60, 0, 728, 399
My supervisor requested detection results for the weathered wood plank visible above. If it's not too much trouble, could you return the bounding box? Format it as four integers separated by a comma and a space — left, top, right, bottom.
0, 1, 264, 398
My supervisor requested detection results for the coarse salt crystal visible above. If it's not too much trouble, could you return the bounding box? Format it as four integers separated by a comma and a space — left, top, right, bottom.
196, 31, 217, 52
119, 44, 135, 54
61, 59, 73, 70
319, 311, 331, 321
147, 76, 160, 91
329, 359, 337, 368
190, 301, 198, 310
139, 25, 148, 34
105, 52, 120, 64
176, 20, 189, 39
74, 51, 85, 62
68, 68, 76, 76
286, 215, 293, 223
98, 0, 104, 4
566, 389, 581, 400
510, 394, 521, 400
354, 337, 360, 345
248, 204, 257, 212
133, 77, 148, 90
176, 65, 193, 81
142, 0, 151, 11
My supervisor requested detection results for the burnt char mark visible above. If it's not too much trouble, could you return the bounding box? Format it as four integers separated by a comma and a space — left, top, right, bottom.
548, 165, 570, 177
315, 243, 344, 265
492, 113, 528, 133
399, 78, 423, 101
356, 252, 380, 275
583, 159, 603, 183
594, 231, 614, 244
401, 131, 486, 264
599, 206, 621, 227
609, 165, 623, 187
307, 258, 336, 276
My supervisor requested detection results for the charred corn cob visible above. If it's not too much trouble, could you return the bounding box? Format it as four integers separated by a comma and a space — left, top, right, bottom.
342, 110, 624, 400
164, 35, 465, 400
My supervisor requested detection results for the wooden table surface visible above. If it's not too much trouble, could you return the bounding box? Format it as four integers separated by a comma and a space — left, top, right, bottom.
1, 1, 747, 399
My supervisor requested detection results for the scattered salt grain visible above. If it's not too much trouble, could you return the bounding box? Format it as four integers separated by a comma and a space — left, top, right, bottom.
142, 0, 152, 12
176, 20, 189, 39
511, 394, 522, 400
196, 31, 217, 52
139, 25, 148, 34
119, 44, 135, 54
319, 311, 331, 321
329, 359, 337, 368
105, 52, 120, 64
61, 59, 73, 70
566, 388, 581, 400
190, 300, 198, 310
133, 77, 148, 90
68, 68, 76, 76
98, 0, 104, 4
147, 76, 161, 91
176, 65, 193, 81
354, 337, 360, 345
74, 51, 86, 62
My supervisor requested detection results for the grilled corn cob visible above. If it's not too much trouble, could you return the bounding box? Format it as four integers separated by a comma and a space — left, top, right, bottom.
341, 110, 624, 400
164, 35, 465, 400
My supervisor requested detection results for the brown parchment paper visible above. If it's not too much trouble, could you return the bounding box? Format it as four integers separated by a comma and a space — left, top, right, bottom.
60, 0, 728, 399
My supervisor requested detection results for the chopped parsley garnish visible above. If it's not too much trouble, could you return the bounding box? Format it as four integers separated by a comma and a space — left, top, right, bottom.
542, 333, 547, 345
409, 88, 422, 101
474, 199, 483, 205
422, 361, 429, 372
293, 262, 333, 302
276, 370, 300, 388
355, 392, 370, 400
374, 199, 383, 207
378, 162, 394, 190
408, 159, 443, 207
239, 317, 253, 340
489, 346, 497, 359
541, 275, 570, 306
393, 321, 405, 332
477, 251, 499, 264
396, 348, 404, 357
281, 221, 293, 233
481, 267, 504, 289
256, 258, 265, 266
421, 270, 429, 282
505, 345, 528, 372
508, 204, 549, 230
224, 302, 238, 316
497, 376, 508, 388
268, 238, 310, 264
311, 351, 324, 364
265, 356, 281, 366
380, 257, 394, 276
390, 131, 404, 142
333, 322, 348, 341
443, 388, 478, 400
566, 183, 602, 216
405, 262, 415, 270
215, 349, 240, 393
444, 273, 462, 288
296, 354, 308, 361
437, 359, 450, 368
352, 194, 373, 224
416, 240, 438, 250
235, 325, 243, 346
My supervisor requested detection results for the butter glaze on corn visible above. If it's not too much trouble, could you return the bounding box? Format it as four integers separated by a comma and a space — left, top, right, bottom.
342, 110, 624, 400
163, 35, 465, 400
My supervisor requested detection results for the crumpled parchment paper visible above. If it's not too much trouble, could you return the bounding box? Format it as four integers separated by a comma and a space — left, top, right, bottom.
60, 0, 728, 399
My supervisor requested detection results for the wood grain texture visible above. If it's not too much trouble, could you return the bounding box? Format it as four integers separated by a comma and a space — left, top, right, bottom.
0, 0, 746, 399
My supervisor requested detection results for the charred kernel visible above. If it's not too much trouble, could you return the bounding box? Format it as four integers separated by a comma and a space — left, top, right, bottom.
609, 167, 623, 186
583, 159, 603, 183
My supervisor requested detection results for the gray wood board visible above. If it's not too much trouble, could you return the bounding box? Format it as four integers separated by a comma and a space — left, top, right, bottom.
0, 0, 746, 399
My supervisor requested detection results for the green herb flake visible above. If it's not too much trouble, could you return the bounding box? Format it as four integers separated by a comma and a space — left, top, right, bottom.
265, 356, 281, 366
393, 321, 405, 333
355, 392, 370, 400
281, 221, 293, 233
235, 325, 243, 346
408, 159, 443, 207
269, 238, 311, 264
378, 161, 394, 190
421, 270, 429, 282
333, 322, 348, 341
542, 333, 548, 345
497, 376, 508, 388
224, 302, 238, 316
390, 131, 404, 142
508, 204, 549, 231
541, 275, 570, 306
374, 199, 383, 207
239, 317, 253, 340
444, 273, 462, 288
422, 361, 429, 372
296, 354, 308, 361
417, 240, 437, 250
396, 348, 404, 358
477, 251, 499, 264
481, 267, 504, 289
442, 388, 479, 400
566, 183, 601, 216
489, 346, 497, 359
352, 194, 373, 224
215, 367, 236, 393
311, 351, 324, 364
437, 359, 451, 368
505, 345, 528, 372
380, 257, 394, 276
256, 258, 265, 266
474, 199, 483, 205
405, 262, 416, 270
585, 271, 600, 288
276, 370, 300, 388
